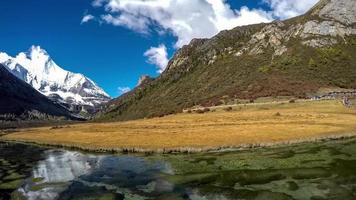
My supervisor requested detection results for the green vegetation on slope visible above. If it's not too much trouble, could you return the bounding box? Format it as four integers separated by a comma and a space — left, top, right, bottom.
97, 0, 356, 121
98, 34, 356, 121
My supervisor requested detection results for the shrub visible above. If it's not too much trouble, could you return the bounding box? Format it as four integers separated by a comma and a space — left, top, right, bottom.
195, 108, 210, 114
308, 58, 317, 69
203, 108, 211, 113
279, 56, 298, 66
50, 126, 64, 130
258, 65, 272, 73
317, 47, 346, 63
224, 107, 233, 112
215, 101, 224, 106
195, 109, 205, 114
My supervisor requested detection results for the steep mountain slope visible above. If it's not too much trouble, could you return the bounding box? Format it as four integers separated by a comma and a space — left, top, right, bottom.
0, 46, 111, 115
98, 0, 356, 121
0, 64, 75, 121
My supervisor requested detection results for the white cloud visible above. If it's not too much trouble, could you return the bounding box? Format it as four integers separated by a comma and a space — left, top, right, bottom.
81, 14, 95, 24
144, 44, 169, 73
118, 86, 131, 95
89, 0, 319, 74
91, 0, 321, 47
102, 13, 150, 33
92, 0, 107, 7
264, 0, 319, 19
93, 0, 273, 48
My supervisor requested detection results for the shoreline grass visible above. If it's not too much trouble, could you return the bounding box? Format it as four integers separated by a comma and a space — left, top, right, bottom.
1, 100, 356, 154
2, 133, 356, 154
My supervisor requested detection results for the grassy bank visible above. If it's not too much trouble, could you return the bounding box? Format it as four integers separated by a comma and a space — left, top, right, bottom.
1, 100, 356, 153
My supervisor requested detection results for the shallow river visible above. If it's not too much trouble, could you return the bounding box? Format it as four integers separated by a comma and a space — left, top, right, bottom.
1, 138, 356, 200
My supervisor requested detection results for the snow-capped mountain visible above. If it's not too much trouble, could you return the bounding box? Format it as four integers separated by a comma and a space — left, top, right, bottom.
0, 46, 111, 114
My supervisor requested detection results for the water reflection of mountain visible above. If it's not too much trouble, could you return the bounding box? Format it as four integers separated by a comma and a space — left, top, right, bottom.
20, 150, 103, 200
33, 150, 101, 182
19, 149, 173, 200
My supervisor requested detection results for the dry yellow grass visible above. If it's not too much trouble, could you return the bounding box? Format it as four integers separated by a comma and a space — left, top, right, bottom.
2, 100, 356, 152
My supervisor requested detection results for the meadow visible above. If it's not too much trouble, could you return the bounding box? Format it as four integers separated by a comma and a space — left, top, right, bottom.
1, 100, 356, 153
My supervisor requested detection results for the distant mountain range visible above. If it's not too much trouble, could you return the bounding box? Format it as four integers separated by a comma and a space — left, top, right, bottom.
0, 63, 75, 121
97, 0, 356, 121
0, 46, 111, 116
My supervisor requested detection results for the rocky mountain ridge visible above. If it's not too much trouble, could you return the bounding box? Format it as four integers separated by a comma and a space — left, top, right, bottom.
167, 0, 356, 71
96, 0, 356, 121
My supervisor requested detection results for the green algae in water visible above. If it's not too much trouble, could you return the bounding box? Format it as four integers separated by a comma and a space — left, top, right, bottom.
0, 142, 48, 199
286, 181, 299, 191
98, 193, 116, 200
0, 159, 11, 166
137, 181, 156, 193
2, 138, 356, 200
31, 177, 44, 183
190, 156, 217, 165
165, 173, 216, 185
152, 137, 356, 199
0, 179, 23, 190
3, 172, 25, 181
10, 191, 26, 200
154, 193, 186, 200
29, 184, 45, 191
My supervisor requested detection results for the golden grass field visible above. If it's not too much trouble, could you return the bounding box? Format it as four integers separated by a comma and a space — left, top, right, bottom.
1, 100, 356, 152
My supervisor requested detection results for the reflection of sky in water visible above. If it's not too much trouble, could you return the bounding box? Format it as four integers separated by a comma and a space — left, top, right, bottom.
18, 149, 174, 200
33, 151, 101, 182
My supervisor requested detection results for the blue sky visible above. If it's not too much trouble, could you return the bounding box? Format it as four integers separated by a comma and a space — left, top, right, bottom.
0, 0, 317, 97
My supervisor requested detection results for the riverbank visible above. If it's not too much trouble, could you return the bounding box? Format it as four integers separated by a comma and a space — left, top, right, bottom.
3, 134, 356, 154
1, 100, 356, 153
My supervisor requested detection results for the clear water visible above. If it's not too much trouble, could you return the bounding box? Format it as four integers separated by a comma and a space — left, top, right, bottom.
1, 138, 356, 200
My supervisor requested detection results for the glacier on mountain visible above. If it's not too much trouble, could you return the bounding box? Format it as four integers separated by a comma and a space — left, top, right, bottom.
0, 46, 110, 111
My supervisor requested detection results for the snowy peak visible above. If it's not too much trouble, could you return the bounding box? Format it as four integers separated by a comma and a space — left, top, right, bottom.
0, 52, 30, 82
28, 45, 49, 56
26, 45, 50, 60
19, 46, 57, 75
0, 46, 111, 113
13, 46, 69, 89
0, 52, 12, 63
